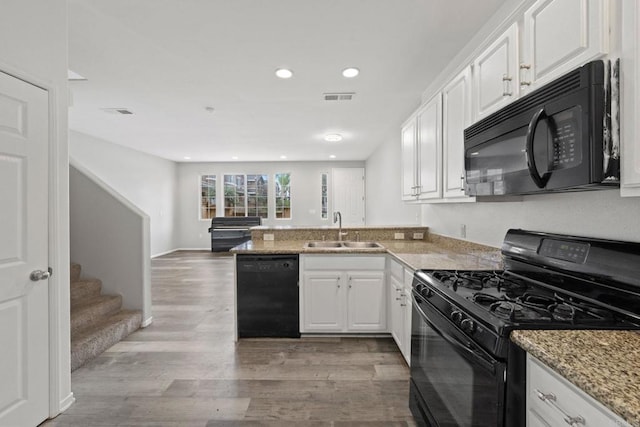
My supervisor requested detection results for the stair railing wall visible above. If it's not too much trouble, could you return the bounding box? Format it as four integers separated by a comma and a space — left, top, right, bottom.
69, 160, 152, 326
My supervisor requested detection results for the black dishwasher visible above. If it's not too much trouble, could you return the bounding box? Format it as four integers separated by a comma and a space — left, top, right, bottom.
236, 254, 300, 338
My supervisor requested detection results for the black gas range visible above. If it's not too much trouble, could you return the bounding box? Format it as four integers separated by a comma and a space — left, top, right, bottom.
409, 229, 640, 427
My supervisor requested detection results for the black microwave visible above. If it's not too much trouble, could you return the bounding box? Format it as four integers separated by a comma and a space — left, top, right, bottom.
463, 60, 619, 196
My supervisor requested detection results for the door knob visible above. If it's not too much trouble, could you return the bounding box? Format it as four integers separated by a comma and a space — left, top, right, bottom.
30, 269, 51, 281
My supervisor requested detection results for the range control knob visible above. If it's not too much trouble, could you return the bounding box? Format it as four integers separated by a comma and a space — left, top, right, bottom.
450, 310, 463, 323
461, 318, 477, 334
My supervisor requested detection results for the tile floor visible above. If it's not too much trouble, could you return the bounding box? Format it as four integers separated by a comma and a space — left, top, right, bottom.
43, 251, 415, 426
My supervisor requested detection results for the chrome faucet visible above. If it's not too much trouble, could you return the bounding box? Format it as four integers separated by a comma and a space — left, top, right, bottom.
333, 211, 348, 241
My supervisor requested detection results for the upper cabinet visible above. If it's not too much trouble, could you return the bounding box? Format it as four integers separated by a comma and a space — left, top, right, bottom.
401, 94, 442, 201
520, 0, 609, 93
472, 23, 519, 120
442, 66, 474, 199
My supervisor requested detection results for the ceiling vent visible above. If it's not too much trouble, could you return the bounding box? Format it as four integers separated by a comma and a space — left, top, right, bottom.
323, 92, 355, 101
102, 108, 134, 115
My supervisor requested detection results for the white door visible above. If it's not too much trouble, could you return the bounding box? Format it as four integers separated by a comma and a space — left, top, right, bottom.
0, 71, 50, 427
332, 168, 365, 226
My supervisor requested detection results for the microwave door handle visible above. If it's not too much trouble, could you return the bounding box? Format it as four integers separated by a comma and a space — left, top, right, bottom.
525, 108, 552, 188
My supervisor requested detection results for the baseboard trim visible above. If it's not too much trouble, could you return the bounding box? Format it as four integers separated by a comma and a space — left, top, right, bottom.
151, 249, 179, 258
58, 392, 75, 413
174, 247, 211, 251
141, 316, 153, 328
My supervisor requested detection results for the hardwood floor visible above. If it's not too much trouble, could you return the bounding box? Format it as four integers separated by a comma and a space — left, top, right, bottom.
44, 251, 415, 426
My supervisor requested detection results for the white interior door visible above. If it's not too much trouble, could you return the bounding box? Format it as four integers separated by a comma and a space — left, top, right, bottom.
331, 168, 365, 226
0, 71, 50, 427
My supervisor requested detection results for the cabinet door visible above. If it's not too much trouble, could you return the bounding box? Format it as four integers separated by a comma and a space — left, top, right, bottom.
346, 271, 386, 331
621, 1, 640, 196
442, 66, 474, 199
389, 275, 404, 350
473, 23, 519, 120
416, 94, 442, 200
401, 119, 418, 201
402, 284, 412, 365
302, 272, 344, 332
522, 0, 608, 93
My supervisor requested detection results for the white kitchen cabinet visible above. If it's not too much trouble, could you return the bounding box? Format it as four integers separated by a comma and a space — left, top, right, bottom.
621, 0, 640, 197
300, 255, 386, 333
526, 354, 632, 427
401, 94, 442, 201
387, 258, 413, 365
346, 272, 386, 331
442, 66, 474, 200
521, 0, 609, 94
302, 272, 344, 332
472, 23, 519, 120
389, 274, 405, 349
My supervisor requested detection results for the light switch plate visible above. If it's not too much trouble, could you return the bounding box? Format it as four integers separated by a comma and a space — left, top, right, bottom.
394, 232, 405, 240
264, 233, 275, 241
413, 232, 424, 240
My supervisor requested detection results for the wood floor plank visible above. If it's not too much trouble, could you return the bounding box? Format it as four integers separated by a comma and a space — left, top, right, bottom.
42, 251, 415, 426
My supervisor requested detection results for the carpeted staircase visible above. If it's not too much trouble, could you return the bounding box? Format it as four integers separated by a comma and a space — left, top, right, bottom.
70, 262, 142, 371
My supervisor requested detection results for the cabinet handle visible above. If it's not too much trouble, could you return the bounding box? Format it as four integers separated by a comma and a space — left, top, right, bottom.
535, 389, 585, 426
502, 74, 512, 96
519, 63, 531, 87
400, 303, 407, 307
460, 174, 465, 191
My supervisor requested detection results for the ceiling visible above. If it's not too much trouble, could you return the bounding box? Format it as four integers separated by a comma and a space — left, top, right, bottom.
67, 0, 506, 163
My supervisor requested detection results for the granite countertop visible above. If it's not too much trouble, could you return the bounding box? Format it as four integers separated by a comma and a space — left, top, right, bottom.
231, 239, 502, 271
511, 330, 640, 426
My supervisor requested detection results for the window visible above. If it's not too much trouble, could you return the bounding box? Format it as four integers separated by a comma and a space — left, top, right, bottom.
200, 175, 216, 219
321, 173, 328, 219
275, 173, 291, 219
224, 174, 269, 218
247, 174, 268, 218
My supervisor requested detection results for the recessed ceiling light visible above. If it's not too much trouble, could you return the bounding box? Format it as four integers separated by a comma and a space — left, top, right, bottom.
275, 68, 293, 79
280, 155, 287, 159
232, 156, 239, 160
324, 134, 343, 142
329, 155, 336, 159
183, 156, 191, 160
342, 67, 360, 78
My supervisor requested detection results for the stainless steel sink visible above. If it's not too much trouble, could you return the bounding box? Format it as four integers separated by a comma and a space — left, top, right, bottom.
303, 241, 383, 250
342, 241, 383, 249
305, 241, 343, 248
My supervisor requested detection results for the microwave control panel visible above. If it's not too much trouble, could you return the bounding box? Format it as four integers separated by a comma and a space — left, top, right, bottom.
551, 108, 582, 170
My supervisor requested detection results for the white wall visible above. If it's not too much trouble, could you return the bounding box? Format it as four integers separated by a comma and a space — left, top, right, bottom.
366, 136, 421, 225
177, 161, 364, 248
0, 0, 72, 416
422, 191, 640, 248
70, 165, 151, 324
69, 131, 178, 256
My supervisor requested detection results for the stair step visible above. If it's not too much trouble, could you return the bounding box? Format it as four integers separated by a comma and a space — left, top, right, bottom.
71, 294, 123, 337
70, 262, 81, 282
71, 278, 102, 304
71, 309, 142, 371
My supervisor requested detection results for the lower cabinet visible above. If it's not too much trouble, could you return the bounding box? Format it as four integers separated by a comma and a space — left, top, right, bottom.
526, 354, 632, 427
388, 258, 413, 365
301, 255, 386, 333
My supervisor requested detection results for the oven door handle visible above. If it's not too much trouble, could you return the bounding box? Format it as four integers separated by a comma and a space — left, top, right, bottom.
413, 293, 498, 374
525, 107, 552, 189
